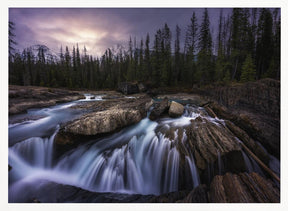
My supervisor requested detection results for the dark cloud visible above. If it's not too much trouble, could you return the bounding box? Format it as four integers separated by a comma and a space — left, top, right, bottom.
9, 8, 232, 57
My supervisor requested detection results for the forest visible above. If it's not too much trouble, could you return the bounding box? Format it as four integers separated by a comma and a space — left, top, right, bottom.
8, 8, 280, 89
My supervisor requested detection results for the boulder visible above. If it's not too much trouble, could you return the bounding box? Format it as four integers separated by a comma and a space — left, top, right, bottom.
117, 82, 139, 95
138, 83, 147, 92
168, 101, 184, 118
63, 107, 142, 136
149, 97, 169, 120
209, 172, 280, 203
179, 185, 208, 203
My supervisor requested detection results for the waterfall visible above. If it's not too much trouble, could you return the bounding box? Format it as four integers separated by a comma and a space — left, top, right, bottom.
10, 126, 58, 169
53, 123, 180, 195
185, 155, 200, 188
217, 150, 224, 175
10, 102, 279, 202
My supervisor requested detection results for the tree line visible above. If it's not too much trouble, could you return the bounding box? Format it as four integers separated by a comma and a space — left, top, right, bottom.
9, 8, 280, 89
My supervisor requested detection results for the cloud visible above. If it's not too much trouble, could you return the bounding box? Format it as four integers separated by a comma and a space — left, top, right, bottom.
9, 8, 232, 57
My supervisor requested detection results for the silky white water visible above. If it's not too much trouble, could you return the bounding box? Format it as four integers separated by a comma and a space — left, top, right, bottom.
8, 98, 278, 202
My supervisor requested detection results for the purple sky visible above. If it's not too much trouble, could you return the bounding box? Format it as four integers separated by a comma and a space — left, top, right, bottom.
9, 8, 231, 57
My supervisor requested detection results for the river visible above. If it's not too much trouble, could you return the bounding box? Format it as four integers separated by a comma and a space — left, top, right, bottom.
8, 94, 280, 202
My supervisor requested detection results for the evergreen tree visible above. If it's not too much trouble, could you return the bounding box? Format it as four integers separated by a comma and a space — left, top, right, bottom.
139, 38, 144, 80
240, 54, 256, 82
144, 33, 151, 81
127, 36, 134, 81
174, 24, 181, 85
256, 8, 273, 79
197, 8, 213, 83
184, 12, 198, 85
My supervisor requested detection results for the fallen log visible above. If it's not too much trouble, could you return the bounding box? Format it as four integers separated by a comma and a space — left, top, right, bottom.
239, 142, 280, 183
205, 106, 218, 119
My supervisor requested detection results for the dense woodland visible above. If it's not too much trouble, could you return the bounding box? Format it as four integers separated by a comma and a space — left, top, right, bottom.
8, 8, 280, 89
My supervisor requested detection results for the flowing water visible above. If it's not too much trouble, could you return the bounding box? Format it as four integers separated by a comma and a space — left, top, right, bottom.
8, 96, 280, 202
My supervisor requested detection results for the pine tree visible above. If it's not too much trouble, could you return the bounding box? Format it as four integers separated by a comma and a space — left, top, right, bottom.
174, 24, 181, 85
256, 8, 273, 79
240, 54, 256, 82
64, 46, 72, 87
139, 38, 144, 81
144, 33, 151, 81
197, 8, 213, 83
184, 12, 198, 85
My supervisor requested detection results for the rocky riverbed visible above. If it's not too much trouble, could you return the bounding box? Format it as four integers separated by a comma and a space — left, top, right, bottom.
8, 79, 280, 203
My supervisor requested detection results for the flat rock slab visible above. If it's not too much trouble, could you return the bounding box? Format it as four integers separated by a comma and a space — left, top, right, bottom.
64, 107, 142, 136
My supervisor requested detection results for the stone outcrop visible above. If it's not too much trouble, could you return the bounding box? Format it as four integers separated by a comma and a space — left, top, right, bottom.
9, 85, 84, 115
168, 101, 184, 118
117, 82, 139, 95
64, 107, 142, 136
55, 95, 152, 148
149, 97, 169, 120
209, 172, 280, 203
207, 101, 280, 159
194, 79, 280, 159
186, 117, 241, 166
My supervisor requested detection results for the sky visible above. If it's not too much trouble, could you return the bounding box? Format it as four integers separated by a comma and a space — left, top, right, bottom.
9, 8, 232, 57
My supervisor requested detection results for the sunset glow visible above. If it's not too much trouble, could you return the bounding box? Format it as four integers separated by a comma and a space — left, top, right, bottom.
9, 8, 228, 57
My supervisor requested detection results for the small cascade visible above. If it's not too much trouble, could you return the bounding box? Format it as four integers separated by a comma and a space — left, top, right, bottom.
185, 155, 200, 188
241, 150, 254, 173
217, 150, 224, 175
80, 94, 103, 101
10, 126, 59, 169
256, 141, 280, 177
51, 118, 180, 195
147, 105, 154, 118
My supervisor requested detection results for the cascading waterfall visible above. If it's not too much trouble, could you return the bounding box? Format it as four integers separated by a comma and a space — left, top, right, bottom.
9, 97, 279, 202
217, 150, 224, 175
185, 155, 200, 188
53, 119, 180, 195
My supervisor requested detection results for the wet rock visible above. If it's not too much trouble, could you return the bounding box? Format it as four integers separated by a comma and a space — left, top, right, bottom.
63, 107, 142, 136
149, 97, 169, 120
169, 101, 184, 118
145, 99, 154, 111
186, 117, 240, 165
179, 185, 208, 203
194, 150, 206, 170
209, 172, 280, 203
54, 96, 152, 150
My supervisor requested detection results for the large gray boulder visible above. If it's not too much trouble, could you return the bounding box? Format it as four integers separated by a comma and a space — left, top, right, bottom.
168, 101, 184, 118
63, 107, 142, 136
